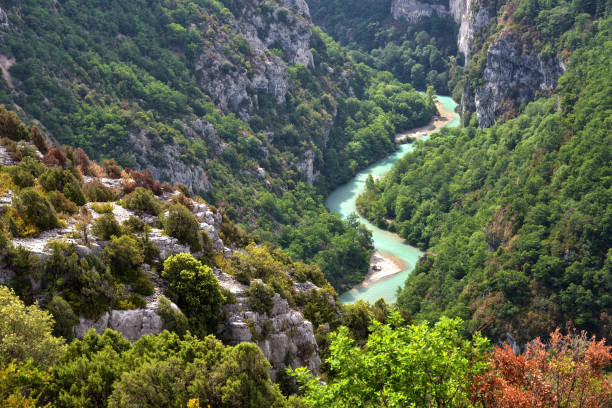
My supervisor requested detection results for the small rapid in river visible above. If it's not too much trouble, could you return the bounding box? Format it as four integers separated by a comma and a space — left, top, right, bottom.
325, 96, 460, 304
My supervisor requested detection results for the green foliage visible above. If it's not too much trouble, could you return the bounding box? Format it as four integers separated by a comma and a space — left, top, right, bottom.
0, 286, 66, 368
105, 235, 144, 281
47, 295, 79, 340
48, 191, 78, 215
164, 203, 201, 251
39, 168, 86, 206
83, 180, 115, 202
360, 19, 612, 341
47, 329, 290, 408
162, 253, 223, 336
156, 296, 188, 335
122, 187, 161, 215
92, 213, 122, 240
43, 242, 125, 318
247, 280, 275, 315
292, 315, 489, 408
18, 187, 58, 230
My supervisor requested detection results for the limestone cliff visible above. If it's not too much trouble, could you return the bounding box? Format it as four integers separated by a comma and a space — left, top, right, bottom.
391, 0, 566, 127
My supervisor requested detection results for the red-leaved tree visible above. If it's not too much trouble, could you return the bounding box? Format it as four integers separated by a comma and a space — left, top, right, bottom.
472, 330, 612, 408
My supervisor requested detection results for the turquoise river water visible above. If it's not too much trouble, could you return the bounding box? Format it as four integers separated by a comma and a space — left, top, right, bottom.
325, 95, 460, 304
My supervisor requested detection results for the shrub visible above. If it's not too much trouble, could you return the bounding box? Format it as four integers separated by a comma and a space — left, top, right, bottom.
122, 216, 147, 233
83, 179, 115, 202
101, 158, 122, 178
48, 191, 78, 215
126, 293, 147, 309
39, 169, 86, 206
105, 235, 144, 281
132, 274, 154, 296
124, 169, 162, 195
140, 238, 160, 265
122, 187, 161, 215
157, 296, 188, 335
90, 202, 114, 214
42, 148, 67, 168
171, 192, 194, 210
92, 213, 122, 240
18, 188, 58, 230
29, 125, 49, 154
9, 166, 35, 188
73, 147, 91, 174
46, 296, 79, 340
164, 203, 201, 251
0, 106, 28, 141
162, 253, 223, 336
247, 280, 275, 315
0, 286, 66, 367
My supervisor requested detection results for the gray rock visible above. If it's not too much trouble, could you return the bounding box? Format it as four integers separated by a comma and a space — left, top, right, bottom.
217, 272, 321, 380
474, 32, 565, 127
74, 307, 164, 341
391, 0, 450, 23
0, 145, 16, 167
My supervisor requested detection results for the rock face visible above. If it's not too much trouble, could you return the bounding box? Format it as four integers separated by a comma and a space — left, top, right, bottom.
391, 0, 565, 127
474, 32, 565, 127
449, 0, 492, 60
0, 7, 9, 30
73, 307, 164, 341
217, 273, 321, 380
195, 0, 313, 121
128, 129, 213, 195
391, 0, 450, 23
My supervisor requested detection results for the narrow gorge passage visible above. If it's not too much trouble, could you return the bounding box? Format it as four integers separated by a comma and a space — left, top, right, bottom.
326, 96, 460, 304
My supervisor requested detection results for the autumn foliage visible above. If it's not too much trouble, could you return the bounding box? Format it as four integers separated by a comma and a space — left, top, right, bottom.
472, 330, 612, 408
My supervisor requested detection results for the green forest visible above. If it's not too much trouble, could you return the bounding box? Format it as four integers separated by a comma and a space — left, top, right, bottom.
0, 0, 610, 406
358, 15, 612, 342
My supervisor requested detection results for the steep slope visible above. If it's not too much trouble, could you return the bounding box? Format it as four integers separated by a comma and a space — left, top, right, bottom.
358, 17, 612, 342
0, 0, 440, 290
0, 113, 331, 378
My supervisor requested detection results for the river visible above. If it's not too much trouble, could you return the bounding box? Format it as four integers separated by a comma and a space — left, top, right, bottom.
325, 95, 460, 304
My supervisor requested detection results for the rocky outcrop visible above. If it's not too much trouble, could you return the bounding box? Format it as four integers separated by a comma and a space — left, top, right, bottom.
128, 129, 212, 194
73, 306, 164, 341
0, 7, 10, 31
217, 272, 321, 380
296, 149, 318, 184
391, 0, 450, 23
195, 0, 313, 120
0, 145, 16, 166
474, 32, 565, 127
449, 0, 492, 60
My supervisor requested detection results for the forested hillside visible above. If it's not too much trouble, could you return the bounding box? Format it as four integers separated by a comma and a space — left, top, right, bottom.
0, 0, 438, 290
0, 0, 611, 406
358, 16, 612, 342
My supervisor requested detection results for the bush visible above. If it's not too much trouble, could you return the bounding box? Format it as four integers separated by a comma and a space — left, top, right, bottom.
92, 213, 122, 240
42, 148, 67, 168
48, 191, 78, 215
122, 187, 161, 215
47, 296, 79, 340
90, 202, 114, 214
247, 280, 275, 315
101, 158, 122, 178
105, 235, 144, 281
9, 166, 35, 188
122, 216, 147, 233
131, 274, 154, 296
164, 203, 201, 251
0, 286, 66, 367
162, 253, 223, 336
83, 180, 115, 202
18, 188, 58, 230
39, 169, 86, 206
157, 296, 188, 335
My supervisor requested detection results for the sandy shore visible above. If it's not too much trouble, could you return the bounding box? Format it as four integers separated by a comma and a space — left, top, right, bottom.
357, 251, 409, 288
395, 100, 455, 143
